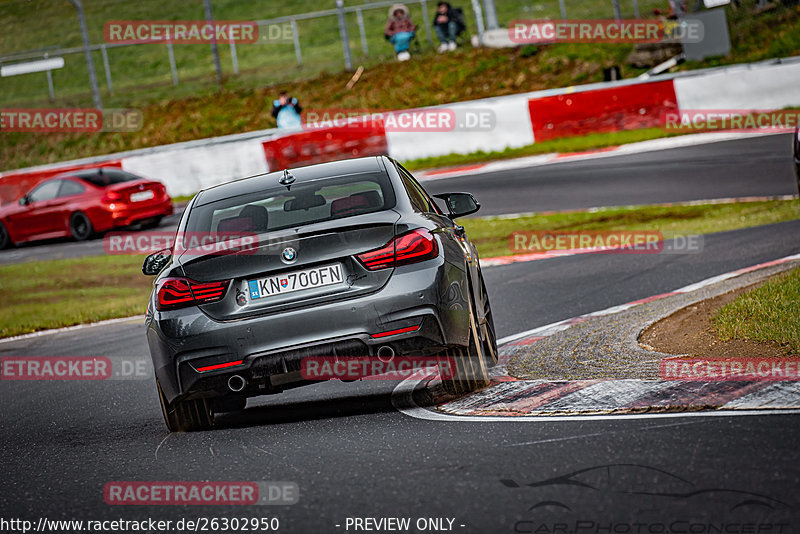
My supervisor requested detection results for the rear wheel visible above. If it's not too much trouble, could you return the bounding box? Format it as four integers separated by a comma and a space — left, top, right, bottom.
440, 280, 492, 395
479, 274, 498, 368
157, 380, 214, 432
69, 212, 94, 241
0, 222, 11, 250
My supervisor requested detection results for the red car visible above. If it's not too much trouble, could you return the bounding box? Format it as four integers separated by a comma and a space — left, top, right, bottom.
0, 167, 173, 249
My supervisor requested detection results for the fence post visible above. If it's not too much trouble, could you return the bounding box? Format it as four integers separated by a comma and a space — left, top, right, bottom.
290, 18, 303, 65
45, 70, 55, 102
68, 0, 102, 109
166, 40, 179, 86
100, 44, 113, 94
632, 0, 640, 18
482, 0, 499, 29
612, 0, 622, 20
559, 0, 567, 20
336, 0, 353, 70
229, 38, 239, 76
470, 0, 485, 40
420, 0, 433, 47
355, 8, 369, 56
203, 0, 223, 87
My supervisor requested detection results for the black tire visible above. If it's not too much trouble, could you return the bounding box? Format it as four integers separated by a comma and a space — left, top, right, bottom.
0, 221, 11, 250
479, 274, 499, 368
69, 212, 94, 241
440, 279, 491, 395
157, 380, 214, 432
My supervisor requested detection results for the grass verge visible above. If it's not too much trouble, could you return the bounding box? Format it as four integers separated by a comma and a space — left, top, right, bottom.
713, 268, 800, 353
461, 199, 800, 258
0, 255, 150, 338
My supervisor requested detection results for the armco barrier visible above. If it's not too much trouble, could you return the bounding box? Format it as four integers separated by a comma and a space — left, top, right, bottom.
121, 139, 268, 198
674, 61, 800, 111
261, 123, 387, 170
385, 95, 534, 161
527, 79, 678, 141
0, 160, 122, 205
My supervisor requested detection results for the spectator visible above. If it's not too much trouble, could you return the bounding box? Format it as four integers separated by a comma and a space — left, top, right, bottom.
432, 2, 464, 52
384, 4, 416, 62
667, 0, 686, 18
271, 91, 302, 129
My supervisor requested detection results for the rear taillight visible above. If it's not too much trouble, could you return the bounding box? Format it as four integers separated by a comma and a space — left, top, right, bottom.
102, 190, 122, 203
156, 277, 230, 311
356, 229, 438, 271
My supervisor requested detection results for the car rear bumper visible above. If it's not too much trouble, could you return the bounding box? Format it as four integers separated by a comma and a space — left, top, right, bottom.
146, 258, 471, 402
91, 199, 173, 231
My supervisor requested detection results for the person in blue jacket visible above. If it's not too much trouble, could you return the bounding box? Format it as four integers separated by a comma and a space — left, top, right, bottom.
271, 91, 303, 129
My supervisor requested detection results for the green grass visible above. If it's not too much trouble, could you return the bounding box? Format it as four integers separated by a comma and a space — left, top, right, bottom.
0, 255, 151, 338
460, 199, 800, 258
713, 268, 800, 353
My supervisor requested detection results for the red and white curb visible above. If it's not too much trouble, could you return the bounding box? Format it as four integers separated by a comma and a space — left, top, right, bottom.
415, 130, 790, 181
392, 253, 800, 421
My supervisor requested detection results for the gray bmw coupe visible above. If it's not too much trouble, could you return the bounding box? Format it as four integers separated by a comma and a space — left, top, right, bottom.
143, 156, 496, 431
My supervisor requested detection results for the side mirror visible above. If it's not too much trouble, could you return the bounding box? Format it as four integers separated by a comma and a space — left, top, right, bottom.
433, 192, 480, 218
142, 248, 171, 276
19, 195, 29, 206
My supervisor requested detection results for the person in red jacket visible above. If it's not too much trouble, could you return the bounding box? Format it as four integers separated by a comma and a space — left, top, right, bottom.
384, 4, 416, 61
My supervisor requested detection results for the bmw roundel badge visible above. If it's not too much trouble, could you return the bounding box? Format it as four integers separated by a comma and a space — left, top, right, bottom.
282, 247, 297, 263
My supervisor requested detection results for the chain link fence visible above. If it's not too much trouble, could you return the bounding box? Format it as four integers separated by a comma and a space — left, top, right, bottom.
0, 0, 681, 107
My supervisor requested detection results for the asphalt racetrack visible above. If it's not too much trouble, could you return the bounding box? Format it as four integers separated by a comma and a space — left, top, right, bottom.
0, 133, 795, 265
1, 133, 799, 529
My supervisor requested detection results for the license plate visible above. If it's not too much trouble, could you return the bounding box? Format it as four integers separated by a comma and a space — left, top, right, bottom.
130, 190, 154, 202
248, 263, 344, 300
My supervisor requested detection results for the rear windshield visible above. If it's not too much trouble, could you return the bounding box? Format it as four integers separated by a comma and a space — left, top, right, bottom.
75, 169, 141, 187
184, 172, 396, 236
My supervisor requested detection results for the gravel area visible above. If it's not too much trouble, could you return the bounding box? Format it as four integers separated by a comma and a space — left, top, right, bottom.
507, 260, 800, 380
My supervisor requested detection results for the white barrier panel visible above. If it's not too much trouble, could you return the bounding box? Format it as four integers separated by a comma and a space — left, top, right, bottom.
674, 61, 800, 111
385, 95, 534, 161
121, 140, 269, 197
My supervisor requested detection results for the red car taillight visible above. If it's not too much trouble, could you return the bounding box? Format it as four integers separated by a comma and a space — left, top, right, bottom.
102, 190, 122, 203
356, 229, 438, 271
156, 277, 230, 311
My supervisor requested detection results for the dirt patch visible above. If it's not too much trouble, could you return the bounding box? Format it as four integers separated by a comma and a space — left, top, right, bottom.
639, 279, 798, 358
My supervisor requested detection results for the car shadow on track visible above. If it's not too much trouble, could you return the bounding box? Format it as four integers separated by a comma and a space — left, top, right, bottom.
212, 379, 444, 429
213, 391, 400, 429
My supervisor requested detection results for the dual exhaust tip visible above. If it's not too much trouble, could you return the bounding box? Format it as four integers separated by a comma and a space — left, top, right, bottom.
226, 345, 396, 391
